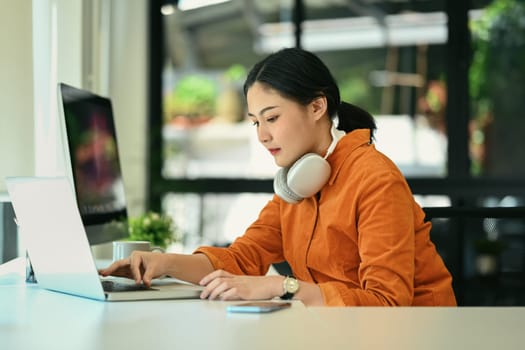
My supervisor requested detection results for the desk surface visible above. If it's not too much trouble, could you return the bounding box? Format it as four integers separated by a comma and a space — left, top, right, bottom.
1, 260, 525, 350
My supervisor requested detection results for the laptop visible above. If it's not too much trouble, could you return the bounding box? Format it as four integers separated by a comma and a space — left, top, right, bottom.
5, 176, 203, 301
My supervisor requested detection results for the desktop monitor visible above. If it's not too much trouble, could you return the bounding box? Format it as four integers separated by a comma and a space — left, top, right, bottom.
58, 83, 128, 245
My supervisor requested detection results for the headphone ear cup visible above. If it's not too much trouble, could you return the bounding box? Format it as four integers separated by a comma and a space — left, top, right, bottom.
273, 168, 303, 204
287, 153, 331, 198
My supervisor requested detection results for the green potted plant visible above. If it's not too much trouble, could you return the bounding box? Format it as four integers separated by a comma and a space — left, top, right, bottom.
128, 212, 179, 250
166, 74, 217, 127
474, 238, 506, 276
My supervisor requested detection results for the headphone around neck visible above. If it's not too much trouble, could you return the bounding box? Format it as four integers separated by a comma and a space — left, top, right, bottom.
273, 123, 346, 204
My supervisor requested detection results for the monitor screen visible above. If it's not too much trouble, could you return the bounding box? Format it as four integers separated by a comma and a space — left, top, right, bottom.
58, 83, 128, 245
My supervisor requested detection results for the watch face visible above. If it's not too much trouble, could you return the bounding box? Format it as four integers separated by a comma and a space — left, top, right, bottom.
285, 277, 299, 293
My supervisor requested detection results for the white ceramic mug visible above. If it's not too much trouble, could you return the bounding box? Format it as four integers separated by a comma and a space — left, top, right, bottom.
112, 241, 164, 261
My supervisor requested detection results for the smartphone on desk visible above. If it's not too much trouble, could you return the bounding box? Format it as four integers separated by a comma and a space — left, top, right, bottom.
226, 301, 292, 313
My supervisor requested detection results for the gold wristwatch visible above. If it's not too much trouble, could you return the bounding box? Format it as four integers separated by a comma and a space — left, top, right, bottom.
280, 276, 299, 300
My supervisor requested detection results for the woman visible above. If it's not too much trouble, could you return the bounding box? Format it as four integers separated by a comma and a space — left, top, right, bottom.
101, 48, 456, 306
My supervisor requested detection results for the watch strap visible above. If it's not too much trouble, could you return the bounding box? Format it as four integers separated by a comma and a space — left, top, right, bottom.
280, 291, 294, 300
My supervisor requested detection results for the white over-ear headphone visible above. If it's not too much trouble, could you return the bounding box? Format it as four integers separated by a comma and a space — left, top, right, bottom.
273, 122, 346, 204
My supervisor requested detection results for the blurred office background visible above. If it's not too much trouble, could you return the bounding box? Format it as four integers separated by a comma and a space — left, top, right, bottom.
1, 0, 525, 305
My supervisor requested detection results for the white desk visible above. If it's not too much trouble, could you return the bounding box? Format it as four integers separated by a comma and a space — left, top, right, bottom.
309, 307, 525, 349
1, 260, 525, 350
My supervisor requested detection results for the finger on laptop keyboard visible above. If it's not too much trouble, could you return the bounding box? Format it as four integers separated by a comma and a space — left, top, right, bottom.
129, 253, 144, 284
99, 258, 130, 278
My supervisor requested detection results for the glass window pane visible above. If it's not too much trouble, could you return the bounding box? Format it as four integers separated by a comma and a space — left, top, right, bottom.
162, 1, 280, 179
160, 1, 474, 179
469, 0, 525, 177
163, 192, 273, 252
301, 2, 448, 177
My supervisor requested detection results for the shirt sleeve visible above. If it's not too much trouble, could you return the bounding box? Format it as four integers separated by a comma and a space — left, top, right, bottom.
194, 196, 285, 276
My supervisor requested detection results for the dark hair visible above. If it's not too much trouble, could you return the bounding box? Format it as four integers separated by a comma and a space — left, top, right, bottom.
243, 47, 376, 136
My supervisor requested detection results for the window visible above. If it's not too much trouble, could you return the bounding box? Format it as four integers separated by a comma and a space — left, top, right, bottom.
155, 0, 457, 248
469, 0, 525, 177
148, 1, 525, 305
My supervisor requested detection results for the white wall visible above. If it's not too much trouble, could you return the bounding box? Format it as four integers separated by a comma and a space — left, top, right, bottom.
0, 0, 147, 217
108, 0, 147, 217
32, 0, 83, 178
0, 0, 34, 191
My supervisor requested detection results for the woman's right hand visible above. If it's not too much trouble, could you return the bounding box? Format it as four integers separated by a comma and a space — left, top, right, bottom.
99, 251, 168, 287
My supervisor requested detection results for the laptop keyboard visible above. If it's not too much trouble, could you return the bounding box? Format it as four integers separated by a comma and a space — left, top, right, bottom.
101, 280, 153, 292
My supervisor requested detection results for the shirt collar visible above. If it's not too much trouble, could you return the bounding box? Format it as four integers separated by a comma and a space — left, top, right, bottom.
326, 128, 372, 185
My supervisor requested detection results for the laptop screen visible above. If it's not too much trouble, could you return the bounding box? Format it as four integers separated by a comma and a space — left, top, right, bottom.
58, 83, 128, 245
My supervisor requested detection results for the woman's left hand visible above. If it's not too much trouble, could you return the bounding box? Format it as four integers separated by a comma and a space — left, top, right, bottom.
199, 270, 283, 301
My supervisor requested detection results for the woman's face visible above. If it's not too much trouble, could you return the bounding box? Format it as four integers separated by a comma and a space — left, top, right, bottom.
246, 82, 327, 168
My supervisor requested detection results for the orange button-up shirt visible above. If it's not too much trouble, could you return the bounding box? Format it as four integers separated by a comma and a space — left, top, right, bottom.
195, 129, 456, 306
